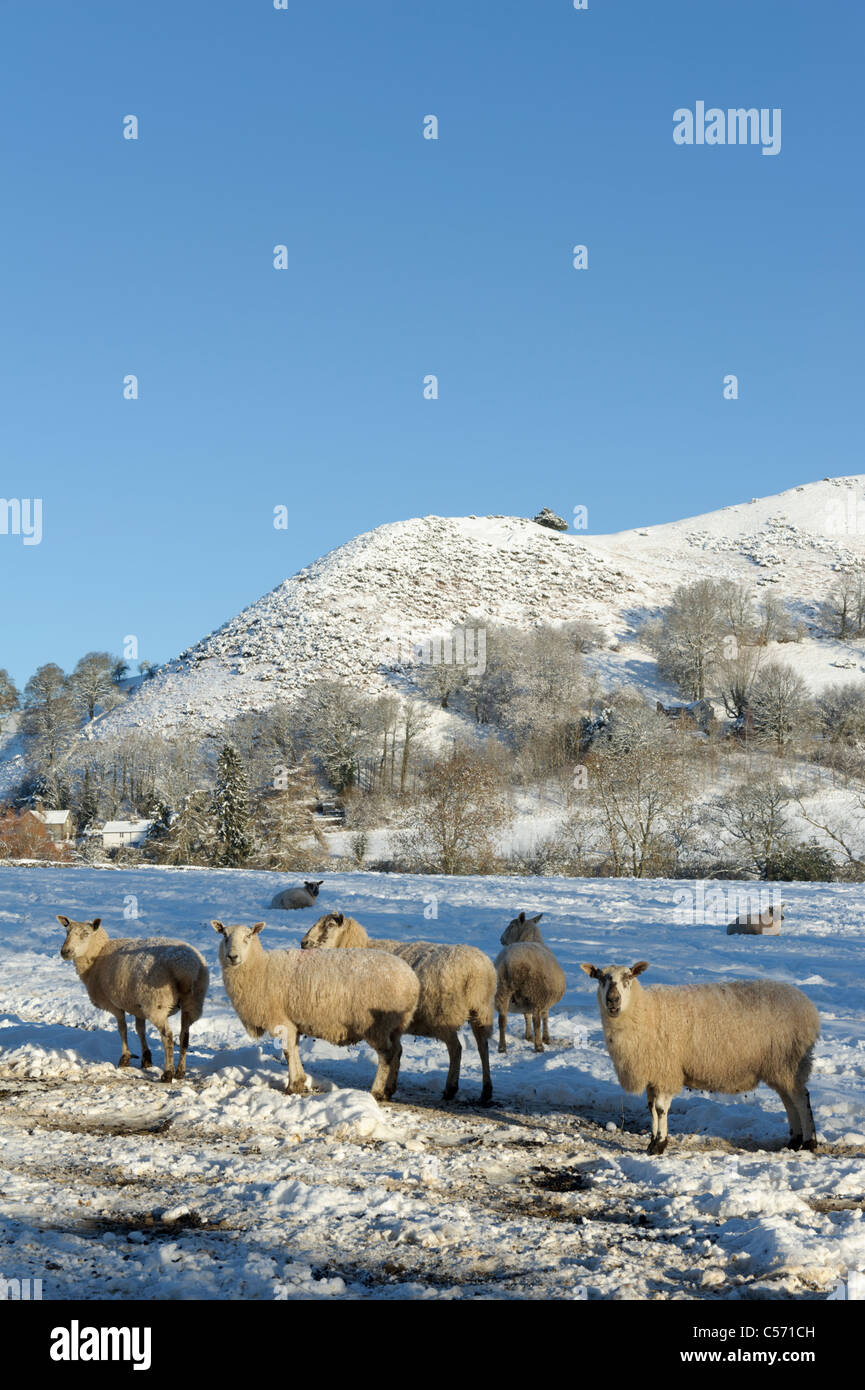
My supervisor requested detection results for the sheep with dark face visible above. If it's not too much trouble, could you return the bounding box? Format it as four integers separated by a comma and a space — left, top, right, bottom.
270, 880, 324, 910
581, 960, 820, 1154
58, 915, 208, 1082
498, 912, 558, 1045
727, 902, 784, 935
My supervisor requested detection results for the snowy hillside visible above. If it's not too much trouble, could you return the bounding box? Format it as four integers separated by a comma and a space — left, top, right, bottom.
0, 866, 863, 1300
81, 476, 865, 742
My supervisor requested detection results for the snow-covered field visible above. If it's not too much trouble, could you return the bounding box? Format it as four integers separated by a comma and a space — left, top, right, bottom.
1, 866, 863, 1301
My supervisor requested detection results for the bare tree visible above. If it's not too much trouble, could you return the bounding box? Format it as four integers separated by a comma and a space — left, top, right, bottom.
69, 652, 123, 721
0, 669, 19, 715
750, 660, 809, 751
404, 744, 512, 874
713, 778, 791, 874
645, 580, 726, 700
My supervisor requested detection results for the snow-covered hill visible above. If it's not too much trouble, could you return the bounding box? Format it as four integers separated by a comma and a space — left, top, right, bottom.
40, 476, 865, 746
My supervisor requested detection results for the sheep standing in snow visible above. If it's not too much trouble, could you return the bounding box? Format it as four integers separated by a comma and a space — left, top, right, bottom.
727, 902, 784, 936
300, 912, 496, 1104
499, 911, 558, 1044
270, 880, 324, 910
495, 920, 566, 1053
213, 920, 419, 1101
580, 959, 819, 1154
58, 915, 208, 1082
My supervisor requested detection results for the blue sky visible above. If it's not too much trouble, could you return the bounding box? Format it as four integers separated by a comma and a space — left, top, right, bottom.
1, 0, 862, 689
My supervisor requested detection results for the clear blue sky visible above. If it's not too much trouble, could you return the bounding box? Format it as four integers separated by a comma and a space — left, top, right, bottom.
1, 0, 862, 690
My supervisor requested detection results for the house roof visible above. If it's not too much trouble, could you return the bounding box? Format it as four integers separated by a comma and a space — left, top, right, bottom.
102, 820, 153, 835
29, 808, 72, 824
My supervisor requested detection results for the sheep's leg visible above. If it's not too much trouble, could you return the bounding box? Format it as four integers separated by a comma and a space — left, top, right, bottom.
646, 1085, 659, 1141
471, 1019, 493, 1105
647, 1089, 672, 1155
523, 1014, 532, 1042
793, 1086, 818, 1151
175, 1008, 192, 1081
773, 1086, 803, 1149
281, 1021, 307, 1095
542, 1011, 551, 1045
113, 1010, 131, 1068
373, 1030, 403, 1102
158, 1024, 175, 1082
442, 1030, 462, 1102
497, 1005, 509, 1054
532, 1012, 544, 1053
135, 1017, 152, 1070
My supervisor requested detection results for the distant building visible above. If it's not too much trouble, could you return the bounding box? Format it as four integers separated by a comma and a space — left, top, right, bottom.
27, 806, 75, 844
102, 819, 154, 849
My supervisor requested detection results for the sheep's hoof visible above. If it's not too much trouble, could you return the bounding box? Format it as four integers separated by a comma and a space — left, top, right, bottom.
647, 1136, 668, 1155
442, 1086, 458, 1102
140, 1053, 153, 1070
787, 1135, 803, 1151
160, 1069, 174, 1084
287, 1081, 307, 1096
175, 1064, 185, 1081
117, 1055, 130, 1069
802, 1138, 818, 1152
479, 1085, 493, 1106
534, 1044, 545, 1054
371, 1090, 387, 1103
497, 1043, 507, 1054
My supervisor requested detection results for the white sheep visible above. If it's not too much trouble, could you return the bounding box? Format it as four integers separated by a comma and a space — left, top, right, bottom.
580, 959, 820, 1153
727, 901, 785, 935
300, 912, 496, 1104
58, 915, 208, 1082
212, 920, 420, 1101
495, 923, 566, 1053
499, 911, 557, 1044
270, 880, 324, 910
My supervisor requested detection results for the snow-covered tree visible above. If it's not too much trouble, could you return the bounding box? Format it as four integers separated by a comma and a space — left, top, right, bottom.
213, 742, 252, 866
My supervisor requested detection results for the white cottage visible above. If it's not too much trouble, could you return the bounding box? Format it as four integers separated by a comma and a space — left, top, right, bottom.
101, 819, 154, 849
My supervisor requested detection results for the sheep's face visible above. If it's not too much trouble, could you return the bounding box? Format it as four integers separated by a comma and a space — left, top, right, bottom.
580, 962, 649, 1019
304, 881, 324, 898
212, 921, 264, 966
500, 911, 543, 946
58, 915, 102, 961
300, 912, 345, 949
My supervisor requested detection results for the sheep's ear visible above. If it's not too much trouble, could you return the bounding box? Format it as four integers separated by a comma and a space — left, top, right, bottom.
252, 922, 265, 934
630, 961, 650, 976
57, 915, 70, 928
91, 918, 102, 930
335, 912, 344, 925
211, 920, 226, 935
518, 912, 526, 924
531, 913, 544, 924
580, 962, 599, 979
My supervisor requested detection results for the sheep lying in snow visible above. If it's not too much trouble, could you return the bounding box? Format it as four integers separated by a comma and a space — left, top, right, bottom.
727, 902, 784, 936
495, 919, 566, 1054
270, 880, 324, 910
301, 912, 496, 1104
213, 920, 419, 1101
499, 911, 559, 1045
580, 960, 819, 1154
58, 915, 208, 1082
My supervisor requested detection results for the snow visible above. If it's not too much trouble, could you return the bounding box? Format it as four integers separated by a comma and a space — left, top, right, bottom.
1, 864, 863, 1300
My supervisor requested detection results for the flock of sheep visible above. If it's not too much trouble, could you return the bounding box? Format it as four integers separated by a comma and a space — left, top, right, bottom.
55, 883, 820, 1155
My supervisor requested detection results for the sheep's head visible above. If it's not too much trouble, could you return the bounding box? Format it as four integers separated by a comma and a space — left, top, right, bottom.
212, 920, 264, 966
301, 912, 346, 949
500, 911, 544, 945
580, 961, 649, 1018
304, 880, 324, 897
58, 915, 103, 961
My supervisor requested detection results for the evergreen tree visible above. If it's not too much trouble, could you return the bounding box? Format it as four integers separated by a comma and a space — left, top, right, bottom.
213, 743, 252, 866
